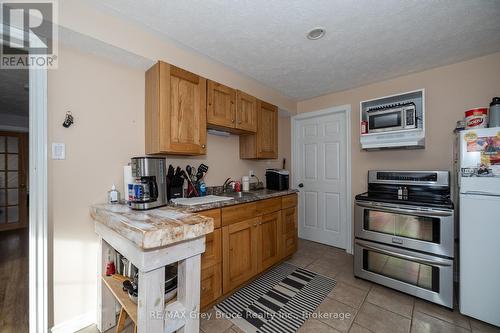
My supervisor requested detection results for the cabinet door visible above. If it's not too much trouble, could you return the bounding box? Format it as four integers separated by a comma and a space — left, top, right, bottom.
239, 100, 278, 159
200, 229, 222, 308
201, 263, 222, 309
281, 207, 298, 258
257, 100, 278, 158
222, 217, 259, 293
207, 80, 236, 129
145, 61, 207, 155
235, 90, 257, 133
258, 212, 280, 272
168, 65, 207, 154
201, 229, 222, 269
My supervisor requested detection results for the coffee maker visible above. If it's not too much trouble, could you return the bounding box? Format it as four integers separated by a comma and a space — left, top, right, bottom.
128, 157, 167, 210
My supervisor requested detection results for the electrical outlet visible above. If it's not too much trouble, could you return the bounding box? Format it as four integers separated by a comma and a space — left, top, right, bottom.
249, 170, 254, 177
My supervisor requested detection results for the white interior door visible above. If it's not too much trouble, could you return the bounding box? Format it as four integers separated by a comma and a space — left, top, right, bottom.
293, 107, 350, 249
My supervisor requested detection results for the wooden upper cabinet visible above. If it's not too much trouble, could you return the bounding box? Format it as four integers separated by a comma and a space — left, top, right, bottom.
239, 100, 278, 159
145, 61, 207, 155
235, 90, 257, 132
207, 80, 236, 129
207, 80, 257, 134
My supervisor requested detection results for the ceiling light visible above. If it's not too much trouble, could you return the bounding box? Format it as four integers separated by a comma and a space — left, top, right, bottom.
307, 27, 326, 40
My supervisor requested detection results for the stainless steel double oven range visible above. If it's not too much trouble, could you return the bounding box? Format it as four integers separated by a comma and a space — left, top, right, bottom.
354, 171, 454, 308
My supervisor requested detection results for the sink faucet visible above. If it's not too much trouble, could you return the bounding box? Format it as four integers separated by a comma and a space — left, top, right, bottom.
223, 178, 235, 192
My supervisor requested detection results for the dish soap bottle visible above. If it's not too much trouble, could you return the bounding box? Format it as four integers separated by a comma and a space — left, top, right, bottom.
107, 184, 120, 204
199, 181, 207, 196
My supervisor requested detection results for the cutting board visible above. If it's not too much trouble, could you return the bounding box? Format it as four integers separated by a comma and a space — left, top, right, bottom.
171, 195, 234, 206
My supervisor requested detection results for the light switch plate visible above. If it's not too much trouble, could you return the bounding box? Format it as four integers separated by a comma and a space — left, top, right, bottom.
52, 143, 65, 160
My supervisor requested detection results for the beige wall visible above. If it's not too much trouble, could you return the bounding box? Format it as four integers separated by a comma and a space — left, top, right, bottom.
48, 46, 291, 326
297, 52, 500, 203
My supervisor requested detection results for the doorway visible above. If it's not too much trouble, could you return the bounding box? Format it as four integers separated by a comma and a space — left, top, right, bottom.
292, 105, 352, 253
0, 68, 29, 331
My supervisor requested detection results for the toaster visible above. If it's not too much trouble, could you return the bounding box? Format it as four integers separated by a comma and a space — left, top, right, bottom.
265, 169, 289, 191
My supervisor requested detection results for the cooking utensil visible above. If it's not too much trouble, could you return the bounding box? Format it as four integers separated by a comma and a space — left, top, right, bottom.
167, 164, 174, 179
190, 166, 198, 183
198, 164, 208, 174
182, 170, 199, 197
196, 163, 209, 182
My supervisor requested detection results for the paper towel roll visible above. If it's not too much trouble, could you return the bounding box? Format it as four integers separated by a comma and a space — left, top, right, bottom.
123, 165, 133, 202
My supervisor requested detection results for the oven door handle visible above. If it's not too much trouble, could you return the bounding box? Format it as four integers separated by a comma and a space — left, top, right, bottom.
355, 240, 452, 267
356, 202, 452, 217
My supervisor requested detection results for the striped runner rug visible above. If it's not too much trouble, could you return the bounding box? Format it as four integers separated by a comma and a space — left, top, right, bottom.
214, 262, 336, 333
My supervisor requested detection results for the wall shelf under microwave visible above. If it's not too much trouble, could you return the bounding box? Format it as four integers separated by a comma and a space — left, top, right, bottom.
360, 89, 425, 150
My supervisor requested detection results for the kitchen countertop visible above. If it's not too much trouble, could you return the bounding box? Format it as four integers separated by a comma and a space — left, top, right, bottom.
90, 204, 214, 250
170, 189, 299, 212
90, 189, 297, 250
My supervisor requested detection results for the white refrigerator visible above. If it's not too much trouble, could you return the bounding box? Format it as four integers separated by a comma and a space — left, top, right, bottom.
459, 127, 500, 326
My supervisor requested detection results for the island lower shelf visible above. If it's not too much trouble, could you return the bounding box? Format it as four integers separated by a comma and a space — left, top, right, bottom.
102, 275, 138, 325
95, 222, 207, 333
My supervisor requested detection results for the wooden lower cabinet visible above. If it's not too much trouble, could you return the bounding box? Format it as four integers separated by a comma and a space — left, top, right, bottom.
258, 211, 281, 272
200, 195, 298, 307
280, 206, 298, 259
222, 217, 260, 293
201, 263, 222, 308
200, 228, 222, 308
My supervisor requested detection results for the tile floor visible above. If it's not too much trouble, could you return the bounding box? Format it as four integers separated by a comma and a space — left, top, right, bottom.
79, 239, 500, 333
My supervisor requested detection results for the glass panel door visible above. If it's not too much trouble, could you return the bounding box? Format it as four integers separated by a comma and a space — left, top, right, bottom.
364, 210, 440, 243
0, 133, 26, 230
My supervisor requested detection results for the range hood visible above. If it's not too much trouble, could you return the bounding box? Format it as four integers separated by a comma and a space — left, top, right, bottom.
360, 129, 425, 150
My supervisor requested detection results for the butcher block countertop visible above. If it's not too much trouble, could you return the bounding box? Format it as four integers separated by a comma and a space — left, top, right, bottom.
90, 204, 214, 250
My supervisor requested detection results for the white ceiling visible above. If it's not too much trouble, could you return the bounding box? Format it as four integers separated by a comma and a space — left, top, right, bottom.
0, 69, 29, 117
91, 0, 500, 100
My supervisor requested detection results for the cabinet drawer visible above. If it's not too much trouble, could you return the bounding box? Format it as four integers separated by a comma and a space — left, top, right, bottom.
201, 263, 222, 308
256, 197, 282, 215
221, 202, 257, 226
282, 193, 298, 209
199, 208, 221, 229
201, 229, 221, 269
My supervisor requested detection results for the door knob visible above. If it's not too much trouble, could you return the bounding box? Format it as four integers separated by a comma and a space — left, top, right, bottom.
298, 183, 304, 188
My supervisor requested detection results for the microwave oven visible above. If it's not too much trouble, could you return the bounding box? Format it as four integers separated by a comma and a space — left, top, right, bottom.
366, 102, 417, 133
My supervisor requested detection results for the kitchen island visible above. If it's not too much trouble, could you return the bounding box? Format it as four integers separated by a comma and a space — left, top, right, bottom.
90, 204, 214, 333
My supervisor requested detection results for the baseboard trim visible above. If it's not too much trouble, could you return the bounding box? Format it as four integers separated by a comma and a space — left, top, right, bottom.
51, 312, 95, 333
